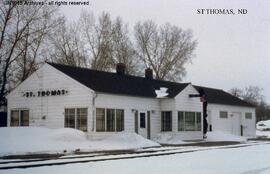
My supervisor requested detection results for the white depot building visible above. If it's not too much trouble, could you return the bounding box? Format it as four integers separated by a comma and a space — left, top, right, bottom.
7, 63, 256, 140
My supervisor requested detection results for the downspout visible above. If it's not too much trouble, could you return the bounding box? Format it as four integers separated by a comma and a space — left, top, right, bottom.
91, 91, 98, 132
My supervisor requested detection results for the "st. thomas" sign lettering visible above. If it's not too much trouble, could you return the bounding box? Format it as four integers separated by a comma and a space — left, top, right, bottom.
22, 89, 68, 97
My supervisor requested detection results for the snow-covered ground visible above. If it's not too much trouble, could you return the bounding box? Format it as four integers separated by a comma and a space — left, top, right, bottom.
0, 127, 159, 156
2, 143, 270, 174
206, 131, 247, 142
153, 133, 190, 144
0, 127, 251, 157
153, 131, 246, 145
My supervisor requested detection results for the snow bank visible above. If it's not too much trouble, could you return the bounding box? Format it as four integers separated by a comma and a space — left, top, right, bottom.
256, 130, 270, 138
206, 131, 247, 142
0, 127, 159, 156
153, 133, 189, 145
0, 127, 90, 156
91, 132, 160, 151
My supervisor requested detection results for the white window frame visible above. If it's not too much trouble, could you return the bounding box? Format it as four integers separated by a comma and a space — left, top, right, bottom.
178, 111, 202, 131
10, 109, 29, 127
219, 111, 228, 119
245, 112, 252, 119
95, 108, 124, 132
161, 111, 172, 132
64, 108, 88, 131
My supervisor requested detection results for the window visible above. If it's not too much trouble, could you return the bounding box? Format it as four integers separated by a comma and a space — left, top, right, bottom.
11, 110, 19, 127
178, 111, 201, 131
106, 109, 115, 132
96, 108, 105, 132
245, 113, 252, 119
116, 109, 124, 131
65, 108, 75, 128
140, 113, 145, 128
196, 112, 201, 131
220, 111, 228, 119
185, 112, 196, 131
76, 108, 87, 131
10, 109, 29, 127
178, 112, 184, 131
161, 111, 172, 131
65, 108, 88, 131
96, 108, 124, 132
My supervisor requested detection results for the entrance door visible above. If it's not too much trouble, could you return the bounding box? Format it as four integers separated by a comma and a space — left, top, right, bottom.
0, 112, 7, 127
134, 111, 138, 134
134, 111, 150, 139
135, 111, 148, 139
231, 112, 241, 136
207, 110, 212, 131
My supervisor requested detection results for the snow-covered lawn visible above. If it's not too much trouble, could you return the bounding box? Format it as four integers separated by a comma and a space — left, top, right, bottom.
0, 127, 159, 156
2, 143, 270, 174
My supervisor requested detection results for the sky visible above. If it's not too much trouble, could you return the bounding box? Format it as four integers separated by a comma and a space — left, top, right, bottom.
61, 0, 270, 103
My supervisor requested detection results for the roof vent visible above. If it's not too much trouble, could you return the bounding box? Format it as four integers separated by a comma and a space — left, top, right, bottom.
155, 87, 168, 98
116, 63, 126, 75
145, 68, 153, 79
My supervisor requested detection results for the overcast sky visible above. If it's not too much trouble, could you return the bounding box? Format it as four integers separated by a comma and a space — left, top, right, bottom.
61, 0, 270, 103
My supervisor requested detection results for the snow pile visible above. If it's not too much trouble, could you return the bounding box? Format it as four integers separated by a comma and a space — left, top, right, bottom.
256, 130, 270, 138
0, 127, 160, 156
91, 132, 160, 150
0, 127, 91, 156
256, 120, 270, 131
153, 133, 189, 145
206, 131, 247, 142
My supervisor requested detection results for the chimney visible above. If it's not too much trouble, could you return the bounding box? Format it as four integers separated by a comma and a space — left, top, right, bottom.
116, 63, 126, 75
145, 68, 153, 79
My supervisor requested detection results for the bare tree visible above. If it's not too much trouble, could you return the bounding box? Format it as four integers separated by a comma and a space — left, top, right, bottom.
230, 86, 267, 122
134, 20, 197, 81
79, 11, 114, 71
49, 19, 88, 67
241, 86, 264, 105
0, 1, 60, 105
229, 88, 243, 98
111, 17, 139, 75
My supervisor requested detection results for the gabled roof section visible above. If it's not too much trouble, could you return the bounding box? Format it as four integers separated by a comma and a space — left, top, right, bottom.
47, 63, 189, 98
194, 85, 255, 107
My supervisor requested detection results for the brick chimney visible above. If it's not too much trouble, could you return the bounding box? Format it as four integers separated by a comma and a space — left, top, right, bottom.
145, 68, 153, 79
116, 63, 126, 75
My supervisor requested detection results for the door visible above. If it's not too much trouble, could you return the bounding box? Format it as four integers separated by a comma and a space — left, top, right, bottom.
0, 112, 7, 127
207, 110, 212, 131
231, 112, 241, 136
134, 111, 138, 134
135, 111, 150, 139
147, 111, 151, 139
136, 111, 148, 139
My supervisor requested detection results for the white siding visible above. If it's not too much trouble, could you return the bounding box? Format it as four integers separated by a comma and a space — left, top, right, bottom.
207, 104, 256, 137
7, 64, 94, 131
91, 93, 161, 140
8, 64, 255, 141
173, 84, 203, 140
